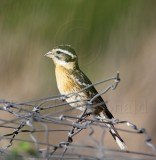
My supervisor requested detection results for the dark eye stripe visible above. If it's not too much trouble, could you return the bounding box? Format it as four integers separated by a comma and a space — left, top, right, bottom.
56, 51, 61, 54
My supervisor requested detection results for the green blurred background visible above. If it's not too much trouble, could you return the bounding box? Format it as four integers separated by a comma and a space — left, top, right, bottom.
0, 0, 156, 153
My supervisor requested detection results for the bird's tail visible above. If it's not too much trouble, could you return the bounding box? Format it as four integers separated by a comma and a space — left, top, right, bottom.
106, 123, 127, 150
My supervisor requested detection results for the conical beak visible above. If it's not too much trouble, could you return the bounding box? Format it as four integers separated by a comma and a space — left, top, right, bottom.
44, 51, 53, 57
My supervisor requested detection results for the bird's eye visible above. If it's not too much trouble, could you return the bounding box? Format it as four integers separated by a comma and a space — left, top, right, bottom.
56, 51, 61, 54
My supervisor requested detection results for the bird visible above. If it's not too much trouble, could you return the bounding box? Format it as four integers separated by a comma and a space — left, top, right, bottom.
45, 45, 127, 150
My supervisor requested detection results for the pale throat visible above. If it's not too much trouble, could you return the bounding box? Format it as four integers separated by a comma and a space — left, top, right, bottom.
54, 60, 77, 70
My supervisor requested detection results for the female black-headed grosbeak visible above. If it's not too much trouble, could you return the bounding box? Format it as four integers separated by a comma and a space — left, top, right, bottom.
45, 45, 126, 150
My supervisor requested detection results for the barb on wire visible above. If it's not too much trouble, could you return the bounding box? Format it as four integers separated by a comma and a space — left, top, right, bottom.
0, 72, 155, 159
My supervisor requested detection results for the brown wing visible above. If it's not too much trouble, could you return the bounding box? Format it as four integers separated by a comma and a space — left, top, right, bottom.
73, 69, 113, 119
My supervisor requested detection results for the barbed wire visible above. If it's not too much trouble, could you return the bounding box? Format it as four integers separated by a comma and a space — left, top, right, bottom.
0, 72, 156, 160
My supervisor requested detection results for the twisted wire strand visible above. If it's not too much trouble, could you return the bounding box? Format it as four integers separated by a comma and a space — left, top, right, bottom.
0, 72, 155, 159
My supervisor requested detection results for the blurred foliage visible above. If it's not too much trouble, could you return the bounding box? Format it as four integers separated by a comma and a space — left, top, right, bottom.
1, 0, 155, 52
0, 0, 156, 99
5, 142, 38, 159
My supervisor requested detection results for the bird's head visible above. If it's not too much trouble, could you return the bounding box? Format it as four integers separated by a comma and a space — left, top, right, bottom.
45, 45, 78, 69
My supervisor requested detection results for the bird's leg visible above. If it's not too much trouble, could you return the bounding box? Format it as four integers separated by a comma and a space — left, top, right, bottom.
78, 107, 87, 119
67, 108, 91, 143
67, 112, 85, 143
68, 126, 75, 142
